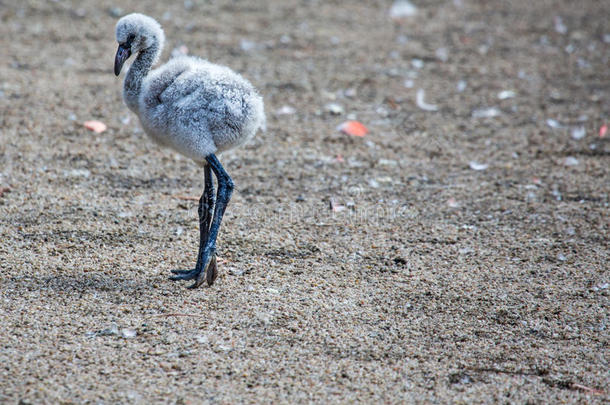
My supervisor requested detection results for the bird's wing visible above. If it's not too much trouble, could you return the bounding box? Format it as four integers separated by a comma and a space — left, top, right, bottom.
143, 59, 250, 136
170, 73, 247, 134
141, 61, 192, 109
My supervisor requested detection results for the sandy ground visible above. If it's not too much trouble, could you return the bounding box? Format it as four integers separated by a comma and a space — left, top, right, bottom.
1, 0, 608, 403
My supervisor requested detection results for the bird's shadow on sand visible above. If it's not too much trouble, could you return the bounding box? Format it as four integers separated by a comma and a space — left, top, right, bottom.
4, 273, 179, 296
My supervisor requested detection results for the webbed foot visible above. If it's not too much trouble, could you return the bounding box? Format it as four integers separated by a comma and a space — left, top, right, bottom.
169, 255, 217, 287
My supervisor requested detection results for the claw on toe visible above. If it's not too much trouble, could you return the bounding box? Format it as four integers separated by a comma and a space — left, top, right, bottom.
189, 255, 217, 289
207, 256, 218, 285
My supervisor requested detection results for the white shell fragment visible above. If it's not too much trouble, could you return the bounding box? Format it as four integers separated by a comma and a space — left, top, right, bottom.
121, 329, 137, 338
472, 107, 500, 119
275, 105, 296, 115
497, 90, 516, 100
389, 0, 417, 19
469, 161, 489, 171
571, 127, 586, 140
416, 89, 438, 112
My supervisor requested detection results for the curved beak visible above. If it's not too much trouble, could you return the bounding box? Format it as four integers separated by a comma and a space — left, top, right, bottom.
114, 44, 132, 76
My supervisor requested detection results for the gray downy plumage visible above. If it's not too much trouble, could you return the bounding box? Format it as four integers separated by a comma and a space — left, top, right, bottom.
113, 13, 265, 288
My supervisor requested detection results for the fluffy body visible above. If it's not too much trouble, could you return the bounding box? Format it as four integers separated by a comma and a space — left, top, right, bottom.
116, 14, 265, 163
139, 56, 265, 161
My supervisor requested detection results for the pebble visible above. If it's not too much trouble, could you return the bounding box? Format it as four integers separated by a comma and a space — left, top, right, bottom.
324, 103, 344, 115
71, 8, 86, 18
571, 127, 586, 140
376, 106, 389, 117
240, 39, 260, 52
195, 335, 209, 344
551, 189, 562, 201
344, 88, 357, 98
65, 169, 91, 178
469, 161, 488, 171
376, 176, 393, 185
472, 107, 500, 119
98, 324, 119, 336
497, 90, 516, 100
435, 47, 449, 62
121, 329, 137, 338
563, 156, 579, 166
396, 34, 409, 44
107, 7, 123, 18
554, 16, 567, 34
525, 191, 538, 202
411, 59, 424, 69
389, 0, 417, 19
275, 105, 296, 115
229, 268, 246, 276
378, 158, 398, 167
459, 247, 474, 255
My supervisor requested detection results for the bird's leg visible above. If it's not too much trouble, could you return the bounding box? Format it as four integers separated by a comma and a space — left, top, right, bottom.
200, 164, 218, 278
194, 154, 233, 288
170, 164, 216, 279
170, 154, 233, 289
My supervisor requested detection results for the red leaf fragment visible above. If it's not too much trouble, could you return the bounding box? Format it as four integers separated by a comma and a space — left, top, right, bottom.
599, 124, 608, 138
84, 120, 107, 133
338, 120, 368, 137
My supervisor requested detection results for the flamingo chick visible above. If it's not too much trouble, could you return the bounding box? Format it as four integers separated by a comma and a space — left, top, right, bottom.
114, 13, 265, 288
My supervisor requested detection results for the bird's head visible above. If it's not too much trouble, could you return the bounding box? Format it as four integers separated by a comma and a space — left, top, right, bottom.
114, 13, 165, 76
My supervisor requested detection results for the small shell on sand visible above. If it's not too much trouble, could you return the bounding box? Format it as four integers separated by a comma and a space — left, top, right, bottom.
84, 120, 107, 133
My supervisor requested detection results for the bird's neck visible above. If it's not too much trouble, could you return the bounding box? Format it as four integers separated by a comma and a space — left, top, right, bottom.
123, 43, 161, 112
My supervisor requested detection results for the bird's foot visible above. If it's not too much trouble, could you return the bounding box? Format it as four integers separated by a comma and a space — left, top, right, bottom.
169, 254, 217, 288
